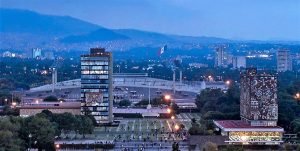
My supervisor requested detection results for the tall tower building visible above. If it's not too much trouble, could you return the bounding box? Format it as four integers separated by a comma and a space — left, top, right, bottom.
233, 56, 246, 69
240, 68, 278, 126
81, 48, 113, 124
277, 49, 292, 72
215, 46, 227, 67
32, 48, 42, 59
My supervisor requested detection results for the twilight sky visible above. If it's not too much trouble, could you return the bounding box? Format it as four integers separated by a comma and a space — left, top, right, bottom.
1, 0, 300, 41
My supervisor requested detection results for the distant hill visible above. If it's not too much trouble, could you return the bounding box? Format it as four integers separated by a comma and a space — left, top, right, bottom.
61, 28, 129, 43
0, 8, 234, 50
114, 29, 230, 43
0, 8, 100, 36
114, 29, 174, 42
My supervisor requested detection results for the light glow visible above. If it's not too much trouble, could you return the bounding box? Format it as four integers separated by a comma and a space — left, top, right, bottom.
164, 95, 171, 100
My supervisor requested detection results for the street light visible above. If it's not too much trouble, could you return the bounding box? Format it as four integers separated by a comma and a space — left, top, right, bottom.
295, 93, 300, 104
164, 94, 171, 101
174, 124, 179, 131
208, 75, 213, 81
225, 80, 231, 85
28, 134, 32, 151
171, 115, 175, 120
167, 108, 171, 114
12, 102, 16, 106
55, 144, 60, 150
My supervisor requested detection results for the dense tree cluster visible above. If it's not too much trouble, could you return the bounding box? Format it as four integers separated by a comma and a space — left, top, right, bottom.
195, 84, 240, 120
43, 95, 58, 102
118, 99, 131, 107
277, 81, 300, 133
135, 96, 170, 107
188, 118, 214, 136
0, 111, 94, 150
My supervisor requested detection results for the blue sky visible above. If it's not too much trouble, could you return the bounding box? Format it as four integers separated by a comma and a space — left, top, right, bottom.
1, 0, 300, 41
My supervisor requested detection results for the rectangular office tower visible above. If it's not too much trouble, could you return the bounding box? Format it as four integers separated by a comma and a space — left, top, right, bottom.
240, 68, 278, 126
214, 46, 227, 68
81, 48, 113, 124
277, 49, 292, 72
232, 56, 246, 69
32, 48, 42, 59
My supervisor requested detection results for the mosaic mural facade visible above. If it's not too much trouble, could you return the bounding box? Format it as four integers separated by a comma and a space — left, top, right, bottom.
240, 68, 278, 126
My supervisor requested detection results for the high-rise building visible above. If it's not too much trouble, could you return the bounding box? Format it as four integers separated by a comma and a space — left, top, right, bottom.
232, 56, 246, 69
81, 48, 113, 124
215, 46, 227, 67
214, 68, 283, 145
240, 68, 278, 126
32, 48, 42, 59
277, 49, 292, 72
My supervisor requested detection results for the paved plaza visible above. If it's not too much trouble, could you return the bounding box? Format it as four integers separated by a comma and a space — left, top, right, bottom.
58, 113, 201, 150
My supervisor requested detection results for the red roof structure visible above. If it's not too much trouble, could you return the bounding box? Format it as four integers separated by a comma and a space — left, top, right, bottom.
214, 120, 284, 132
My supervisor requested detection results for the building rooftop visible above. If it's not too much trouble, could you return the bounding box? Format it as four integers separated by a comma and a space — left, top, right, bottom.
214, 120, 284, 132
19, 102, 81, 109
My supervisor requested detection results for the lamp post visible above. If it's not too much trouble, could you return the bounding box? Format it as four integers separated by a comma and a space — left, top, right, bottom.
11, 102, 17, 108
164, 95, 171, 101
55, 144, 60, 150
174, 124, 179, 131
164, 94, 172, 106
167, 108, 171, 114
225, 80, 231, 86
28, 134, 32, 151
295, 93, 300, 104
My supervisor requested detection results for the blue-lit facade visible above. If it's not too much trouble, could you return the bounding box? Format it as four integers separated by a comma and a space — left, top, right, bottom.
81, 48, 113, 124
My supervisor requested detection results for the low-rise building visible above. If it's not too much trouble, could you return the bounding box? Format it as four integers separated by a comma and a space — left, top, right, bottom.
19, 102, 81, 117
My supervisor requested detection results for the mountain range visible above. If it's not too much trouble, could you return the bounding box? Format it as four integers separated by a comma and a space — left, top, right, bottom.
1, 8, 294, 51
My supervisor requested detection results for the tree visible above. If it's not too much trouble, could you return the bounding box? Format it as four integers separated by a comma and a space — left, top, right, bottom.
189, 119, 207, 135
290, 118, 300, 135
0, 130, 22, 151
118, 99, 131, 107
2, 105, 19, 116
172, 142, 179, 151
0, 117, 23, 151
76, 115, 94, 138
188, 118, 213, 135
43, 95, 58, 102
53, 112, 76, 135
21, 116, 56, 150
195, 87, 240, 119
203, 111, 225, 120
171, 103, 180, 114
297, 145, 300, 151
203, 142, 218, 151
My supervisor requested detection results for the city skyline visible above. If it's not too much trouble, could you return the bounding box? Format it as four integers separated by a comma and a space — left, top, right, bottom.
1, 1, 300, 150
1, 0, 300, 41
